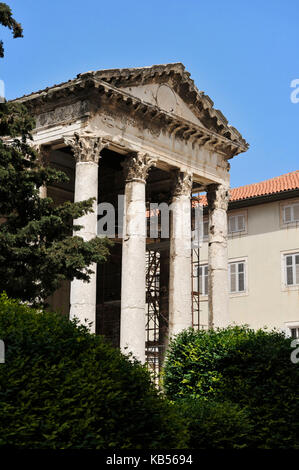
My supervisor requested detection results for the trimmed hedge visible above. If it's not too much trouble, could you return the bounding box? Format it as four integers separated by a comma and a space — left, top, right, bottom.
0, 293, 187, 449
163, 326, 299, 449
176, 399, 253, 449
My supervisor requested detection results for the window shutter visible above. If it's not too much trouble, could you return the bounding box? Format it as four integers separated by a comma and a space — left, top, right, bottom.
198, 266, 202, 294
198, 265, 208, 295
286, 255, 294, 285
229, 214, 245, 233
230, 264, 236, 292
229, 216, 236, 233
237, 215, 245, 231
284, 206, 292, 223
204, 265, 208, 295
294, 204, 299, 222
203, 220, 209, 238
238, 263, 245, 291
296, 255, 299, 284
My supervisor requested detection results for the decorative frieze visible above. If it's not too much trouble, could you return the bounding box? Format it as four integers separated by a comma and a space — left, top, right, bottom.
64, 133, 106, 163
36, 100, 89, 128
122, 152, 156, 183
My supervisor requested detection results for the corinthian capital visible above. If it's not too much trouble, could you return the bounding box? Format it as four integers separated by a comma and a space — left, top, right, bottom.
122, 152, 156, 182
207, 183, 230, 211
171, 170, 193, 198
33, 144, 52, 166
64, 133, 106, 163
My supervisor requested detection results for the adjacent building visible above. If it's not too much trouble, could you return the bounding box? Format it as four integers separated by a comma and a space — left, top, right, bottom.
196, 170, 299, 338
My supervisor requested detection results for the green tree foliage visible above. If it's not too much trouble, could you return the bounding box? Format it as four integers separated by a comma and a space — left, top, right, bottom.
0, 294, 187, 449
163, 326, 299, 448
176, 399, 253, 449
0, 4, 111, 304
0, 2, 23, 57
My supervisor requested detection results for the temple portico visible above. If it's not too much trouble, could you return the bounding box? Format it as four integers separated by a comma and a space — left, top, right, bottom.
15, 63, 248, 366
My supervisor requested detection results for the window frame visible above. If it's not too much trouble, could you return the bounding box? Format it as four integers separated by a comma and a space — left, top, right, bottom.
280, 199, 299, 227
197, 263, 209, 297
201, 218, 209, 241
228, 258, 248, 296
283, 252, 299, 287
281, 250, 299, 291
284, 322, 299, 338
227, 210, 247, 236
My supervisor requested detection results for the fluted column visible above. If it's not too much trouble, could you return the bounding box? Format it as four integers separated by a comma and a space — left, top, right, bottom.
168, 171, 193, 338
64, 133, 105, 332
120, 152, 155, 362
207, 183, 230, 328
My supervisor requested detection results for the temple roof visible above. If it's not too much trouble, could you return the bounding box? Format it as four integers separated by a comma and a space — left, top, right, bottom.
13, 63, 248, 155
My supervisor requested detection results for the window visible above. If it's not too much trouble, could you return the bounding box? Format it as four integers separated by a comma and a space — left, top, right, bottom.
203, 220, 209, 238
229, 261, 246, 293
284, 253, 299, 286
290, 327, 299, 339
283, 203, 299, 224
228, 214, 245, 233
198, 264, 208, 296
199, 219, 209, 239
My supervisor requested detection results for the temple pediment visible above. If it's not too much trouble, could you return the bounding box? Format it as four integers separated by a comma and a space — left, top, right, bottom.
118, 83, 204, 127
92, 63, 247, 150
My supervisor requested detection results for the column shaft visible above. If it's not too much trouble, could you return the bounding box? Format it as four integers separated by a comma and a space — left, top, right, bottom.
70, 161, 98, 331
120, 152, 155, 362
64, 134, 103, 333
207, 183, 230, 328
168, 171, 193, 338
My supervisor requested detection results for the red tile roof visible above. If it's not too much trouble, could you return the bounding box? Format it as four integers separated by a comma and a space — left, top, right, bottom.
198, 170, 299, 205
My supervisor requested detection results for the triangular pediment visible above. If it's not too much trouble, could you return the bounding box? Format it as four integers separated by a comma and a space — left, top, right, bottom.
119, 83, 204, 127
93, 63, 248, 150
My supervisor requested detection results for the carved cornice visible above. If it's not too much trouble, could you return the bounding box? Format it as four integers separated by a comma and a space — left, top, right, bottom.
94, 83, 246, 158
171, 170, 193, 198
63, 133, 106, 163
122, 152, 156, 182
207, 183, 230, 211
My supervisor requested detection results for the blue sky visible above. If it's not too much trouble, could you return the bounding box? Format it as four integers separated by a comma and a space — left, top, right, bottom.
1, 0, 298, 187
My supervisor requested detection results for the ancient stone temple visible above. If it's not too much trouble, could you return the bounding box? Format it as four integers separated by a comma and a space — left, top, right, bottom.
15, 63, 248, 367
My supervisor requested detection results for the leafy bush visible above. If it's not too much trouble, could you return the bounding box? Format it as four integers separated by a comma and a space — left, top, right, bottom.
163, 326, 299, 448
0, 293, 187, 449
176, 399, 253, 449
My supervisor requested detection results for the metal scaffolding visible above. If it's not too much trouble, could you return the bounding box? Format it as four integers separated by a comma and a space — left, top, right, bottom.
191, 244, 201, 329
145, 249, 161, 381
144, 196, 206, 380
191, 195, 201, 329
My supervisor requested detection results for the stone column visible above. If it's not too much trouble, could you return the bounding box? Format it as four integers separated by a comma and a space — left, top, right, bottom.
207, 183, 230, 328
35, 144, 51, 198
64, 133, 104, 333
168, 171, 193, 338
120, 152, 155, 362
